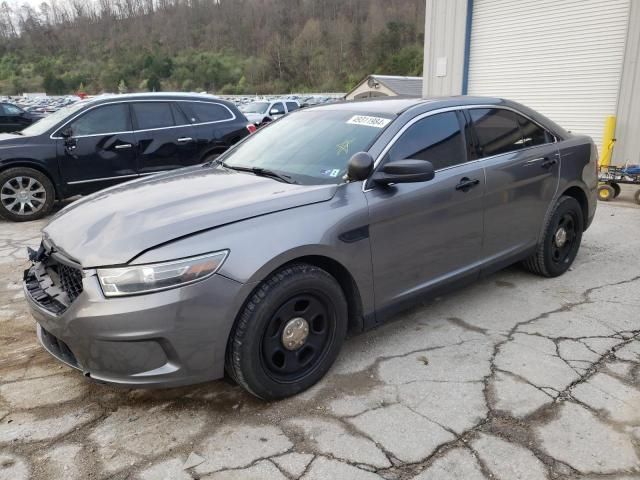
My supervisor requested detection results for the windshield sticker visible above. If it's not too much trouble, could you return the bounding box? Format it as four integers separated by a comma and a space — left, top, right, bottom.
320, 168, 342, 177
346, 115, 391, 128
336, 138, 355, 155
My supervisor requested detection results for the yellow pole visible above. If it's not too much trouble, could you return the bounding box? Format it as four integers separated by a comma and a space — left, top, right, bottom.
600, 115, 616, 167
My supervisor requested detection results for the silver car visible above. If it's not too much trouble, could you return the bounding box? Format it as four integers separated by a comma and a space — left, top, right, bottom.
23, 97, 598, 399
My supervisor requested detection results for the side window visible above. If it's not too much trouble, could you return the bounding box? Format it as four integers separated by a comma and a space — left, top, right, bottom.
515, 113, 553, 147
469, 108, 523, 157
68, 104, 131, 136
270, 102, 285, 115
132, 102, 175, 130
387, 112, 467, 170
183, 102, 233, 123
286, 102, 299, 112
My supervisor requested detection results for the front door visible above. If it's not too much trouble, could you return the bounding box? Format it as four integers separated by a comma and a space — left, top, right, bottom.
132, 102, 198, 174
365, 111, 485, 312
467, 108, 560, 261
56, 103, 138, 192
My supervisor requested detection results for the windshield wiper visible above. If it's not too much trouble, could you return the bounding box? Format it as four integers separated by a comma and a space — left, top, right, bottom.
223, 164, 297, 184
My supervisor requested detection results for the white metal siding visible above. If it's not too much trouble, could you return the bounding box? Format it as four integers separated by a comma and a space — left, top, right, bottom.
467, 0, 630, 148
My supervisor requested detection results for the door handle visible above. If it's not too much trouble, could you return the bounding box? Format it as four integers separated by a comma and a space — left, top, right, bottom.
177, 137, 193, 143
114, 143, 133, 149
455, 177, 480, 192
541, 158, 557, 169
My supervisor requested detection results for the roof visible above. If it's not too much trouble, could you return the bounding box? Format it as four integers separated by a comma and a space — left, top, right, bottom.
85, 92, 234, 106
307, 95, 506, 115
370, 75, 424, 96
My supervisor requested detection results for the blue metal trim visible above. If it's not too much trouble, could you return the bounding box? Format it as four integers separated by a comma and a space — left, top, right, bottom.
461, 0, 474, 94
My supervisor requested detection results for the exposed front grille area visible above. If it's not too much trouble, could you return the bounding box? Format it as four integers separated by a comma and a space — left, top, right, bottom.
24, 248, 84, 314
57, 263, 84, 303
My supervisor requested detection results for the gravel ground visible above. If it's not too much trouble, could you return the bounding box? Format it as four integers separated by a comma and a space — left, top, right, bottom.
0, 189, 639, 480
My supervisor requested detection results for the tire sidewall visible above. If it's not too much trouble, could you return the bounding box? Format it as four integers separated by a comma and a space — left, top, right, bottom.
0, 167, 55, 222
232, 266, 348, 400
542, 197, 584, 277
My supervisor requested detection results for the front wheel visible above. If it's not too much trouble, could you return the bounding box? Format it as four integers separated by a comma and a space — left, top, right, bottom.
522, 196, 584, 277
0, 167, 55, 222
226, 263, 348, 400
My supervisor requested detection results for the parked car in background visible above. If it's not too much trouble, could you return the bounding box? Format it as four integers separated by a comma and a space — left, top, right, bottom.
239, 99, 299, 127
23, 96, 597, 400
0, 102, 44, 133
0, 93, 255, 221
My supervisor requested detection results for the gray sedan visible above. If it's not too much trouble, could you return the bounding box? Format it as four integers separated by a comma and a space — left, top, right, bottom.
23, 96, 598, 399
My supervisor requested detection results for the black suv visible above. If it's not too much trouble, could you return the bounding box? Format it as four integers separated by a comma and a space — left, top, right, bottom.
0, 93, 254, 221
1, 102, 43, 133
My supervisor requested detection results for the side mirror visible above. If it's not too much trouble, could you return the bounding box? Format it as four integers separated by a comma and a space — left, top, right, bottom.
269, 108, 279, 115
372, 159, 435, 185
60, 127, 73, 139
347, 152, 374, 181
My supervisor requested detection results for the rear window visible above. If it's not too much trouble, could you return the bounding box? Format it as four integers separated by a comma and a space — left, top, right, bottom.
183, 102, 234, 123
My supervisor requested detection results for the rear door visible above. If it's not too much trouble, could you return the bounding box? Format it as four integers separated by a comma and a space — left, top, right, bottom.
468, 107, 560, 262
56, 103, 138, 190
365, 111, 485, 311
132, 101, 197, 174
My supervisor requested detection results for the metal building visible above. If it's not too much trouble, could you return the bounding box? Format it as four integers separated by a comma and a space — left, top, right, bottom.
345, 75, 423, 100
422, 0, 639, 165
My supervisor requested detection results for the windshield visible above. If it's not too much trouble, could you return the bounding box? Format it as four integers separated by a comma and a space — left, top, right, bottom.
240, 102, 269, 114
222, 110, 393, 185
20, 100, 89, 136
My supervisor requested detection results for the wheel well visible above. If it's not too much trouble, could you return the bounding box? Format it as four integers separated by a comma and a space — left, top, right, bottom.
284, 255, 364, 334
0, 162, 59, 199
561, 186, 588, 230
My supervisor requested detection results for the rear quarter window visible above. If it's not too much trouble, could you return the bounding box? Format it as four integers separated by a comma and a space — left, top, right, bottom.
182, 102, 234, 123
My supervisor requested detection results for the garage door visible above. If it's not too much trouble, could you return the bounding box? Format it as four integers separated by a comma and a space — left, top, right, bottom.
467, 0, 630, 148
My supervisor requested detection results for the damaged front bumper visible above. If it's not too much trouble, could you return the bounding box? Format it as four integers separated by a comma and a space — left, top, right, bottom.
23, 245, 252, 388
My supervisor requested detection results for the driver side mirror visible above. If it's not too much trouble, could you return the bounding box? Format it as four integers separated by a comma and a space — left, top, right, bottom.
347, 152, 374, 181
372, 159, 435, 185
60, 127, 73, 139
269, 108, 280, 116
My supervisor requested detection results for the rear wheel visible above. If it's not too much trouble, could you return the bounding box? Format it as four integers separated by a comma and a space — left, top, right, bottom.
611, 182, 621, 198
226, 263, 348, 400
597, 184, 615, 201
522, 196, 584, 277
0, 167, 55, 222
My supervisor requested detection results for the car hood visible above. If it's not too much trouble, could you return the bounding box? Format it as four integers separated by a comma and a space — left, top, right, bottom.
0, 133, 27, 145
43, 166, 337, 267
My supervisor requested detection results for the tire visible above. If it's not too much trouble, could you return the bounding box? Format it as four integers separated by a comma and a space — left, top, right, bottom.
0, 167, 55, 222
611, 182, 621, 198
226, 263, 348, 400
634, 189, 640, 205
597, 184, 615, 202
522, 196, 584, 278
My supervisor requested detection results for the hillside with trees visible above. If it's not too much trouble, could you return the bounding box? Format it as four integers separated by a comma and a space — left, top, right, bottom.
0, 0, 425, 95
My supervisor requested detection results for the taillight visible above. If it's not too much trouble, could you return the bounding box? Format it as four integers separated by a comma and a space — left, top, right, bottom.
246, 124, 257, 134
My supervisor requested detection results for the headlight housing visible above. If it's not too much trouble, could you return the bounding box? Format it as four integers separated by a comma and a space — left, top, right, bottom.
97, 250, 228, 297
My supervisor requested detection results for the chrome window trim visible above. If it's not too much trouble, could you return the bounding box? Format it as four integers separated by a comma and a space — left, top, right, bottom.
363, 104, 558, 192
49, 100, 237, 140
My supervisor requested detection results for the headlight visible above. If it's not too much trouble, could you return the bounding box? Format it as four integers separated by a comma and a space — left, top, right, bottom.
97, 251, 228, 297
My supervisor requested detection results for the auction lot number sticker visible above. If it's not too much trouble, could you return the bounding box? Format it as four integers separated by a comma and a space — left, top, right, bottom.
347, 115, 391, 128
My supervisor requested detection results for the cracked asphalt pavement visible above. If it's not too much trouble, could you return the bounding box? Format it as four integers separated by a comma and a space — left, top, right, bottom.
1, 192, 639, 479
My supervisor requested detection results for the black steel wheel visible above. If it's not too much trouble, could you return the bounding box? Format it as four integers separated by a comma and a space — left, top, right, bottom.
226, 263, 348, 400
522, 195, 584, 277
